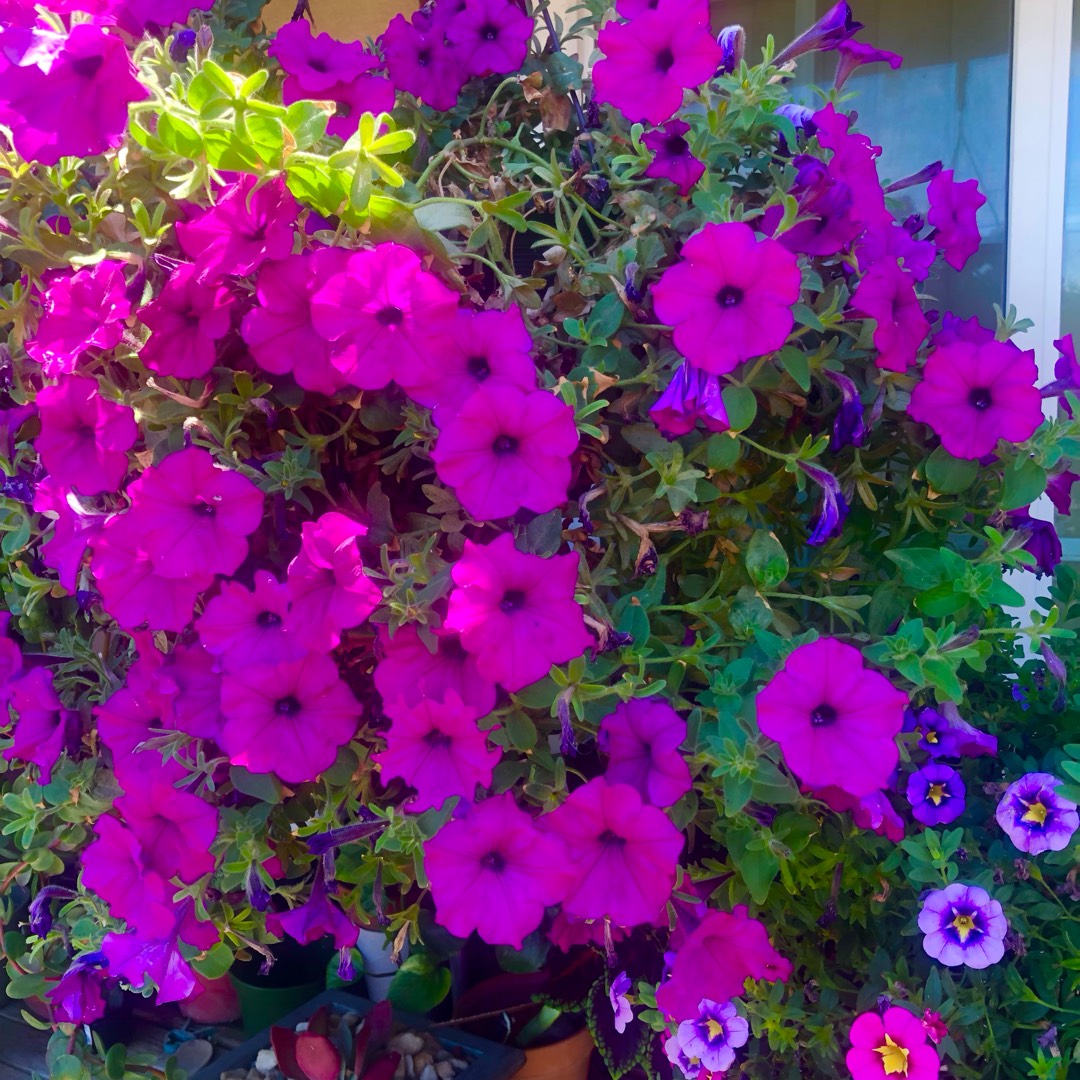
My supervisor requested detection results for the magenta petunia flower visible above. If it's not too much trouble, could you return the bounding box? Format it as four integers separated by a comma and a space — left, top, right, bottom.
81, 815, 177, 939
403, 306, 537, 416
649, 360, 730, 439
774, 0, 862, 64
176, 175, 298, 284
424, 792, 574, 948
268, 864, 359, 951
219, 652, 361, 784
95, 657, 175, 757
908, 339, 1043, 460
34, 478, 104, 592
856, 221, 937, 281
151, 642, 223, 741
138, 264, 234, 380
0, 615, 22, 704
282, 68, 395, 141
641, 120, 705, 197
816, 786, 905, 842
0, 22, 148, 165
918, 883, 1007, 969
285, 511, 381, 651
996, 772, 1079, 855
198, 570, 303, 670
543, 779, 683, 926
444, 533, 592, 693
847, 1007, 940, 1080
432, 384, 578, 522
833, 40, 903, 90
311, 243, 459, 390
91, 515, 211, 632
849, 259, 928, 372
4, 667, 74, 784
598, 698, 691, 808
374, 692, 502, 812
109, 0, 213, 35
241, 249, 352, 396
100, 924, 199, 1007
35, 376, 137, 496
444, 0, 534, 78
927, 169, 986, 272
114, 755, 218, 885
755, 637, 907, 797
761, 156, 861, 258
124, 446, 264, 581
651, 222, 801, 375
374, 623, 497, 720
593, 3, 722, 125
268, 19, 375, 94
813, 103, 890, 234
379, 14, 467, 112
25, 261, 131, 377
656, 905, 793, 1022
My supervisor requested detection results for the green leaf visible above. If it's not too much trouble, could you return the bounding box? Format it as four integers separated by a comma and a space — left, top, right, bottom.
387, 953, 451, 1015
156, 113, 203, 159
925, 446, 980, 494
745, 531, 789, 589
586, 293, 625, 343
1001, 457, 1047, 512
229, 765, 283, 803
722, 385, 757, 432
192, 941, 235, 981
884, 548, 945, 591
187, 71, 230, 114
104, 1044, 127, 1080
284, 100, 332, 149
778, 347, 811, 392
50, 1055, 88, 1080
706, 432, 741, 470
413, 201, 476, 232
914, 582, 968, 618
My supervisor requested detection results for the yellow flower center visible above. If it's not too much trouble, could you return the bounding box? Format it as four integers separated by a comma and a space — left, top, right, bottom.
952, 913, 977, 941
1022, 799, 1049, 826
928, 783, 948, 806
875, 1036, 910, 1076
925, 730, 938, 744
706, 1018, 725, 1041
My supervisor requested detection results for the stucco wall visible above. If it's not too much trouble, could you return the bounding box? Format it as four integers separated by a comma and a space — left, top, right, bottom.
260, 0, 582, 41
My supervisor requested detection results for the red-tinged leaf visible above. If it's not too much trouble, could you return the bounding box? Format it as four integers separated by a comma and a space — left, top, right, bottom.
270, 1027, 304, 1080
308, 1004, 331, 1037
295, 1033, 342, 1080
355, 1000, 394, 1073
360, 1052, 400, 1080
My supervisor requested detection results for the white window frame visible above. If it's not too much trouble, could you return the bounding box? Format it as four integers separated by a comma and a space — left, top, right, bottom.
1005, 0, 1074, 613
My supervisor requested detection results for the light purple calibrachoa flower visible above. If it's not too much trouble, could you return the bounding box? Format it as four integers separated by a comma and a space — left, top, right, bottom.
652, 222, 801, 375
641, 120, 705, 197
918, 883, 1007, 969
432, 384, 578, 521
996, 773, 1079, 855
675, 999, 750, 1075
906, 763, 965, 826
609, 971, 633, 1034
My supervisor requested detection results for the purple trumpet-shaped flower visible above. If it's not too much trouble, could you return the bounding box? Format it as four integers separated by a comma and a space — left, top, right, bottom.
906, 763, 966, 826
775, 103, 817, 153
883, 162, 943, 194
1042, 334, 1080, 415
641, 121, 705, 198
558, 692, 577, 757
774, 2, 863, 66
337, 946, 356, 983
1041, 641, 1067, 687
1006, 508, 1061, 578
905, 704, 997, 760
996, 773, 1079, 855
306, 816, 387, 856
798, 462, 849, 545
675, 999, 750, 1074
649, 361, 730, 440
918, 883, 1007, 969
833, 39, 903, 90
246, 865, 272, 912
717, 25, 745, 74
29, 885, 78, 936
825, 370, 866, 450
1047, 470, 1080, 516
763, 155, 860, 257
45, 951, 109, 1025
609, 970, 633, 1033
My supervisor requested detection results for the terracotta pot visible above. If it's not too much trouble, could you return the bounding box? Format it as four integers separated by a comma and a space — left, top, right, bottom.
516, 1026, 593, 1080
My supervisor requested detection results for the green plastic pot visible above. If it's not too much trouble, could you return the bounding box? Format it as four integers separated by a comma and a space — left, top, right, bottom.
229, 937, 334, 1035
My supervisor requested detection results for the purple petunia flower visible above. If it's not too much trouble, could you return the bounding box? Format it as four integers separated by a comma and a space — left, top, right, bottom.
825, 370, 867, 450
833, 40, 903, 90
1006, 508, 1062, 578
268, 19, 375, 94
799, 461, 849, 545
763, 155, 860, 258
380, 14, 467, 112
906, 763, 966, 826
445, 0, 534, 78
717, 25, 745, 75
774, 1, 863, 66
996, 773, 1079, 855
850, 258, 929, 372
928, 170, 987, 272
676, 999, 750, 1074
918, 883, 1007, 969
649, 360, 730, 439
609, 971, 633, 1034
642, 120, 706, 197
1046, 470, 1079, 516
45, 951, 109, 1025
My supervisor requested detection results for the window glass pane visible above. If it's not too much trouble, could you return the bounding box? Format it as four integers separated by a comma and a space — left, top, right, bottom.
1058, 3, 1080, 557
718, 0, 1012, 319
